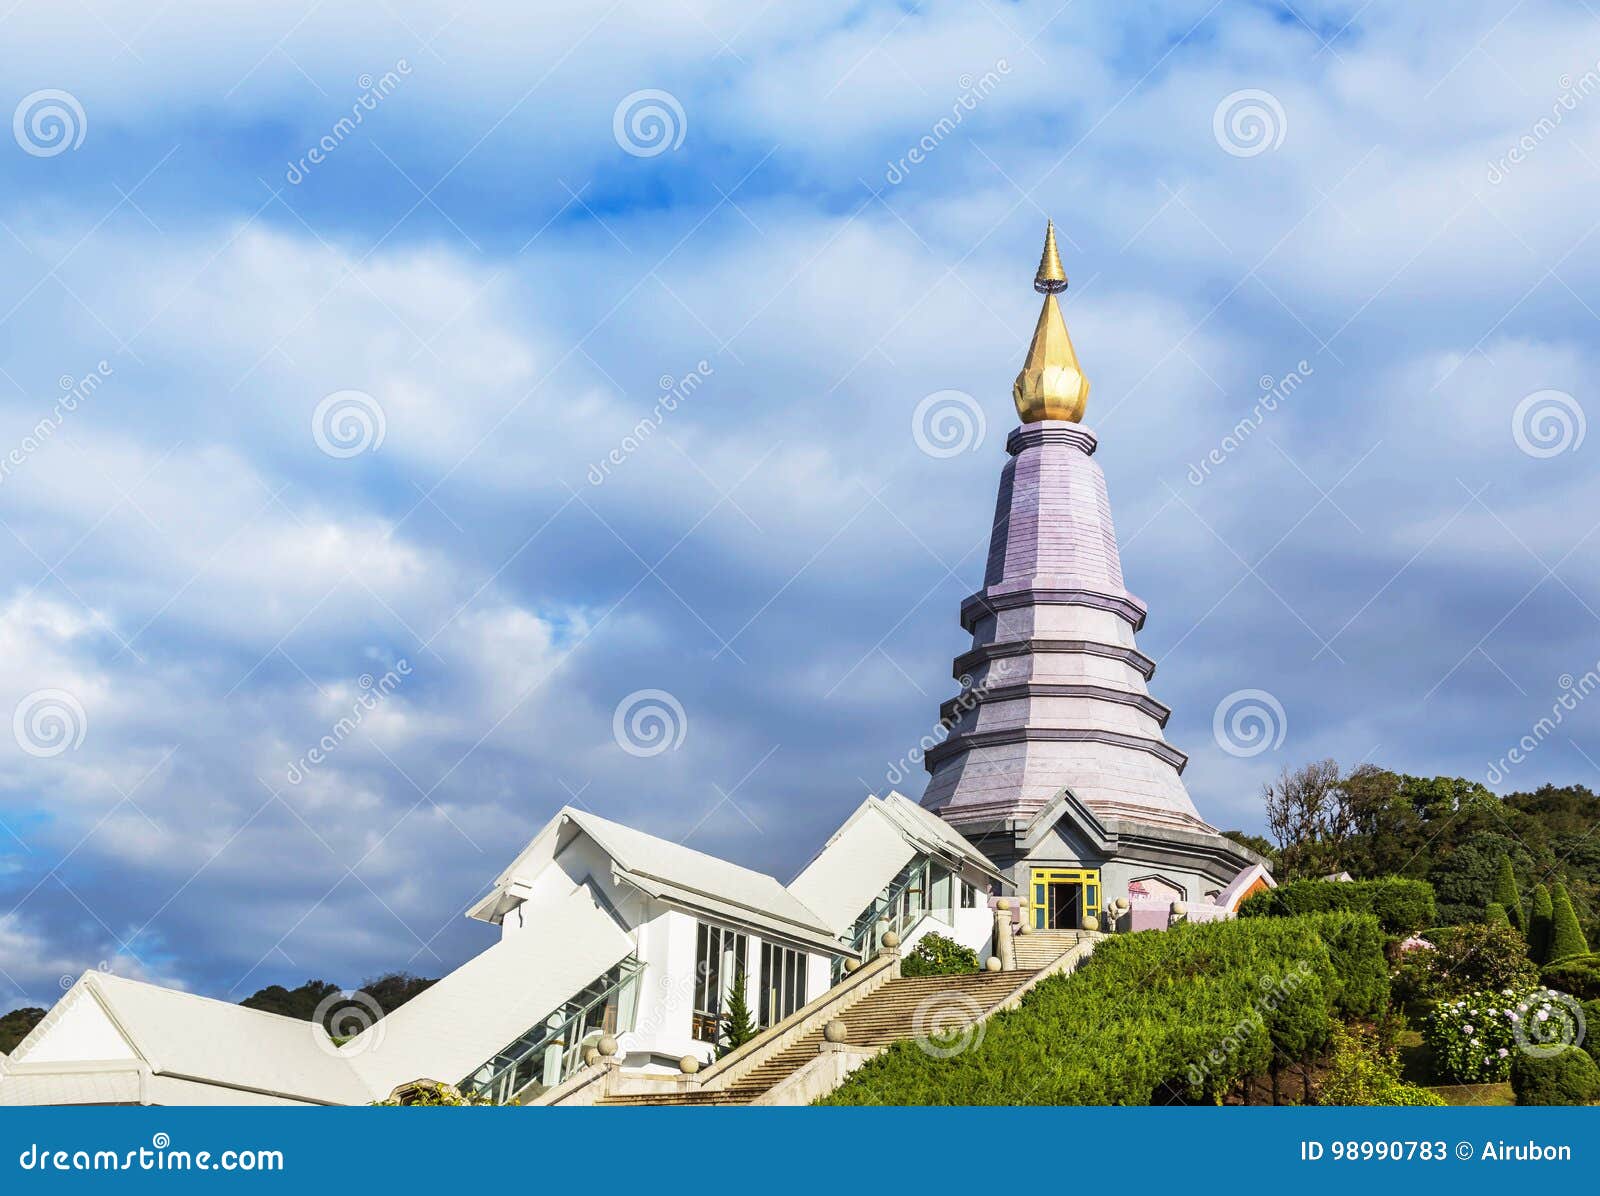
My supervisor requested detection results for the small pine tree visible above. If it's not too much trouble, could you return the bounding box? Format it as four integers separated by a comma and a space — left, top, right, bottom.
1550, 883, 1590, 964
1530, 884, 1555, 964
1492, 853, 1525, 934
718, 967, 756, 1058
1485, 901, 1510, 928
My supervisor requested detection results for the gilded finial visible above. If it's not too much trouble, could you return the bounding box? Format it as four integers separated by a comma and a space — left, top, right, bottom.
1013, 220, 1089, 423
1034, 220, 1067, 294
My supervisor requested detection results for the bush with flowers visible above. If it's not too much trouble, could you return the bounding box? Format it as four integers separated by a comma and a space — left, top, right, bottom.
1424, 987, 1584, 1083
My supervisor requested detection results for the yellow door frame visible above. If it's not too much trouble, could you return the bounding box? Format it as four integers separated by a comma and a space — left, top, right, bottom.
1029, 867, 1101, 929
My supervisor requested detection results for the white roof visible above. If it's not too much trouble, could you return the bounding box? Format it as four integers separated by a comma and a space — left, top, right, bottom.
346, 879, 634, 1094
787, 792, 1001, 934
480, 807, 841, 951
1, 972, 370, 1105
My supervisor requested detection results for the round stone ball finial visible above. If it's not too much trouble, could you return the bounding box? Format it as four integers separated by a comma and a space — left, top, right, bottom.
843, 957, 861, 973
986, 956, 1002, 972
1171, 902, 1187, 917
678, 1055, 701, 1075
880, 931, 900, 950
596, 1034, 618, 1057
1112, 898, 1129, 915
823, 1020, 848, 1044
582, 1047, 599, 1067
1082, 914, 1099, 932
995, 898, 1011, 912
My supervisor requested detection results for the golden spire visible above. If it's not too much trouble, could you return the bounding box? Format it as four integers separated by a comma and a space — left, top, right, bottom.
1013, 220, 1089, 423
1034, 219, 1066, 293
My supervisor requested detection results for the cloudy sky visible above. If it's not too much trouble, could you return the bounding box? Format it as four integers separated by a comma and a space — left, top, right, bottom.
1, 1, 1597, 1009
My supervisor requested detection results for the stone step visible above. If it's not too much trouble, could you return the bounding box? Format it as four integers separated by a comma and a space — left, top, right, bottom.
598, 967, 1036, 1106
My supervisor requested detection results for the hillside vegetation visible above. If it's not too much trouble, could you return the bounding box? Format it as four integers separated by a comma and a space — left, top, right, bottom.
821, 913, 1388, 1105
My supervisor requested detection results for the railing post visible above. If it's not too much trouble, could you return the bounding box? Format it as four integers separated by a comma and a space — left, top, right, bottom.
994, 898, 1017, 970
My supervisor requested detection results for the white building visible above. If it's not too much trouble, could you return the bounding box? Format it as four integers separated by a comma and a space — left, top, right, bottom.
1, 793, 1000, 1106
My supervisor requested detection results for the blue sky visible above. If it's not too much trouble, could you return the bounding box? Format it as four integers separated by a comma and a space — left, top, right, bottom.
2, 0, 1598, 1009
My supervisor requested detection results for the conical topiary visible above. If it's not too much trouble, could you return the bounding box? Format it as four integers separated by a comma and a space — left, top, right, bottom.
1529, 884, 1555, 964
1492, 853, 1525, 934
1486, 901, 1510, 928
1549, 883, 1590, 964
718, 967, 756, 1058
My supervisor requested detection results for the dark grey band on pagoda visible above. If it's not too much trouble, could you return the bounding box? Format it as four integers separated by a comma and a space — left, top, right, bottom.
952, 637, 1158, 682
961, 586, 1148, 632
939, 682, 1171, 727
924, 726, 1189, 772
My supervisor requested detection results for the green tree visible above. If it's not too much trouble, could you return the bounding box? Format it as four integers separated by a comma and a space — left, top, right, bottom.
901, 932, 980, 977
718, 968, 756, 1057
0, 1007, 45, 1055
1550, 883, 1590, 963
1529, 884, 1555, 964
1485, 901, 1510, 928
1492, 853, 1525, 933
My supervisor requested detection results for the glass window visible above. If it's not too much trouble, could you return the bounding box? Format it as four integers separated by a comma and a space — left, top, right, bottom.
758, 942, 809, 1028
960, 879, 977, 908
692, 923, 747, 1042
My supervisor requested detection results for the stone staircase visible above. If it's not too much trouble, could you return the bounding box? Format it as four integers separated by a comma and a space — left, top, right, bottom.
1012, 929, 1095, 971
599, 971, 1029, 1106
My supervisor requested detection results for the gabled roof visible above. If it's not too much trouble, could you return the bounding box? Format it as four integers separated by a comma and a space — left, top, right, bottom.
787, 792, 1002, 934
472, 807, 842, 953
346, 879, 634, 1094
1, 972, 371, 1106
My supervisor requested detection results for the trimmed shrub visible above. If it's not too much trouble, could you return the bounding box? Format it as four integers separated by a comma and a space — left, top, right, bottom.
900, 932, 980, 978
1510, 1046, 1600, 1106
1485, 901, 1510, 928
1585, 1001, 1600, 1066
1491, 853, 1525, 933
1529, 884, 1555, 964
821, 914, 1384, 1106
1239, 878, 1435, 936
1550, 883, 1590, 963
1319, 1024, 1445, 1106
1313, 911, 1389, 1018
1540, 953, 1600, 1001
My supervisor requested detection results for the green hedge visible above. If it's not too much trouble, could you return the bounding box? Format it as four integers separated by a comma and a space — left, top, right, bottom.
820, 912, 1387, 1106
1238, 878, 1435, 936
1510, 1046, 1600, 1106
1540, 954, 1600, 1001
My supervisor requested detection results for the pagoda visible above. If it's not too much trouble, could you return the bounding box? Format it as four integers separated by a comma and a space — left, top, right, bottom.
922, 223, 1264, 930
